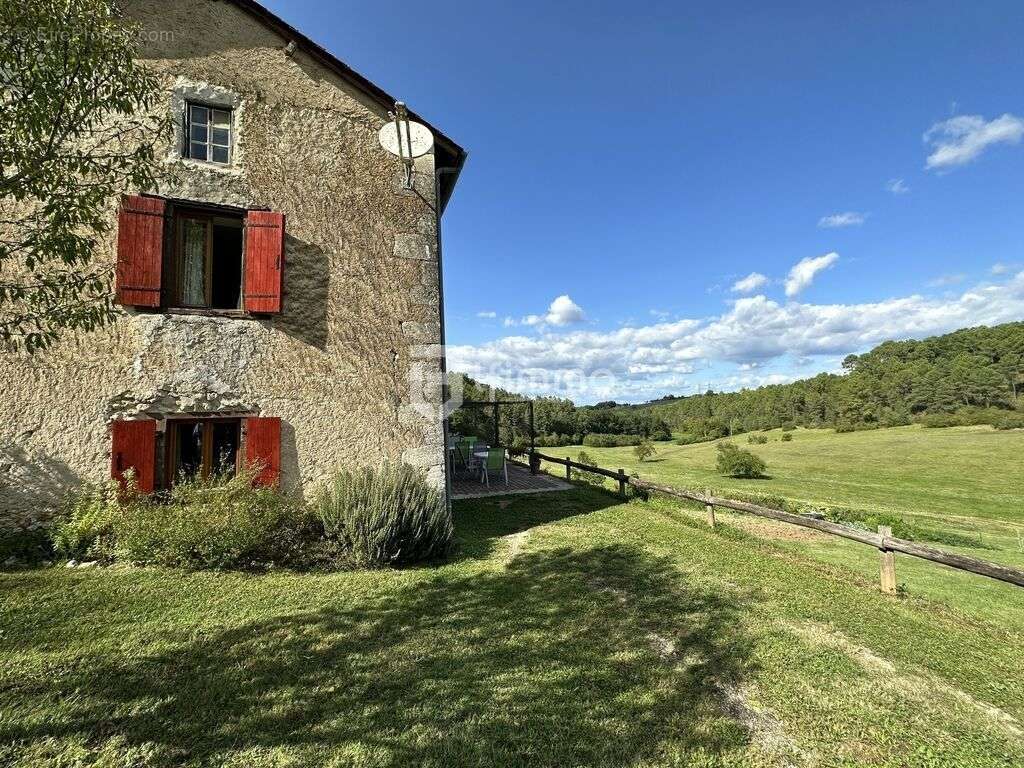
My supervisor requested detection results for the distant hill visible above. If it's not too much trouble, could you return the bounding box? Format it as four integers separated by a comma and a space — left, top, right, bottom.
450, 322, 1024, 445
642, 321, 1024, 438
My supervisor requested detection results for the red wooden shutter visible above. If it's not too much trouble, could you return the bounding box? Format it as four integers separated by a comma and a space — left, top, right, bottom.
115, 195, 166, 307
110, 419, 156, 493
244, 210, 285, 313
245, 416, 281, 487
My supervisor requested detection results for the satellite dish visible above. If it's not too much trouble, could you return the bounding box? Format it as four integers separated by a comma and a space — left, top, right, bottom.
378, 118, 433, 158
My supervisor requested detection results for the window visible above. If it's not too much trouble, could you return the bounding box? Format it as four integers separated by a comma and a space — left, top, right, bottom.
166, 418, 240, 483
185, 102, 232, 164
116, 195, 285, 314
173, 209, 243, 310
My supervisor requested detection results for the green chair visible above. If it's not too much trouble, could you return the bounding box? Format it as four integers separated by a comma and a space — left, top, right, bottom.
458, 437, 478, 472
480, 448, 508, 487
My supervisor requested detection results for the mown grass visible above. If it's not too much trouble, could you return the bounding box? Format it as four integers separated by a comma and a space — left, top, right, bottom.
1, 486, 1022, 766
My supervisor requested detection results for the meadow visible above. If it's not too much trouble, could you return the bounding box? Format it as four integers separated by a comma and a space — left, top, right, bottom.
541, 424, 1024, 628
2, 485, 1023, 767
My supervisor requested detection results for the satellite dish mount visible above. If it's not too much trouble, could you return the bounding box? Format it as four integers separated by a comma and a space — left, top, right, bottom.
379, 101, 434, 189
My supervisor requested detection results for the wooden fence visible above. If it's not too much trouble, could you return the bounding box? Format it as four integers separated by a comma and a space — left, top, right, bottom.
528, 450, 1024, 592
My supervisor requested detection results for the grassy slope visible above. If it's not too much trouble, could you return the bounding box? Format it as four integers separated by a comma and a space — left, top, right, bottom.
549, 425, 1023, 524
2, 487, 1023, 767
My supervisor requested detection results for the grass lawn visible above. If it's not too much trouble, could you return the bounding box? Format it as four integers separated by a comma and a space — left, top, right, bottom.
2, 486, 1023, 766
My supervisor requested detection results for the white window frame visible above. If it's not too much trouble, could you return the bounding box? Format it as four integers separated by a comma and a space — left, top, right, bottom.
185, 102, 232, 165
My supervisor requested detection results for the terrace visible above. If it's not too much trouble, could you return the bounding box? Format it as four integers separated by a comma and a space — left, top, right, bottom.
448, 398, 571, 499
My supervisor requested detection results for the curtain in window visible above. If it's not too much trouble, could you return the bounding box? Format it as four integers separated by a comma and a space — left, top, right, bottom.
181, 219, 206, 305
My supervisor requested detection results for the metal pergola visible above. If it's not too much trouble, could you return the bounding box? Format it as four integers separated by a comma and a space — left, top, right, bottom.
457, 399, 536, 455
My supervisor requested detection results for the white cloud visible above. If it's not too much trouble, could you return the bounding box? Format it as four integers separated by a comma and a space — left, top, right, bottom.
544, 294, 584, 325
476, 310, 497, 319
927, 273, 966, 288
924, 113, 1024, 170
785, 252, 839, 297
501, 295, 585, 329
649, 309, 671, 319
818, 212, 866, 228
447, 271, 1024, 403
731, 272, 768, 293
886, 178, 910, 194
992, 263, 1009, 275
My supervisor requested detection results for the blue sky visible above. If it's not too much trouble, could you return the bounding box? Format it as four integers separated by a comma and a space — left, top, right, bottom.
269, 0, 1024, 403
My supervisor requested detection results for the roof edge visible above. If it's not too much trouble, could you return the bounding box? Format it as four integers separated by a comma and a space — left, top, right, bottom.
227, 0, 467, 173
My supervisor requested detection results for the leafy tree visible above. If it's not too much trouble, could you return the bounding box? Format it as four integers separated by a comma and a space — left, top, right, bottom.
1, 0, 170, 350
715, 442, 767, 479
633, 440, 655, 462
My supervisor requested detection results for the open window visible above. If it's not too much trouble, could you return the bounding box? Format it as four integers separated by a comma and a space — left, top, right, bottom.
172, 208, 244, 310
115, 195, 284, 315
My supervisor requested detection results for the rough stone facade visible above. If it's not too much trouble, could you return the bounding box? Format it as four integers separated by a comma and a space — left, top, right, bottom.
0, 0, 461, 529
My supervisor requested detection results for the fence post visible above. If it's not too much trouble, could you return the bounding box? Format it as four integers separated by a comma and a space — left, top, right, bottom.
706, 493, 717, 529
879, 525, 897, 595
618, 469, 627, 497
565, 460, 571, 480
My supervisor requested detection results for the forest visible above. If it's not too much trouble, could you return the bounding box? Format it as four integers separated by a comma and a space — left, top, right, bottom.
449, 322, 1024, 447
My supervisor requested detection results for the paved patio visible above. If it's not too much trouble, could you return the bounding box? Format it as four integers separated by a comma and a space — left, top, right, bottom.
451, 462, 571, 499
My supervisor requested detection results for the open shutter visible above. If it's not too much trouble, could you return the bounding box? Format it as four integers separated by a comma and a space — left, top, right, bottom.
116, 195, 166, 307
245, 416, 281, 487
110, 419, 156, 493
244, 210, 285, 313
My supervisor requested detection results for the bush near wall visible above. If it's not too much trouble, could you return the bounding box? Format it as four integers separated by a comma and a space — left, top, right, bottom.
316, 462, 453, 568
50, 463, 453, 571
52, 471, 307, 570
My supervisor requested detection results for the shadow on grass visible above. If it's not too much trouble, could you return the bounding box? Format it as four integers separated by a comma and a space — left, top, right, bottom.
2, 545, 755, 767
453, 483, 624, 560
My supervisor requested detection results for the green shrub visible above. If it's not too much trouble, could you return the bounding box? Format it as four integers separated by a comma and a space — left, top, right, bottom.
715, 442, 767, 479
747, 433, 768, 445
994, 411, 1024, 430
316, 462, 453, 568
633, 440, 656, 462
120, 472, 300, 569
51, 480, 121, 561
52, 472, 304, 570
0, 527, 53, 564
648, 425, 672, 441
582, 433, 643, 447
780, 422, 796, 432
571, 451, 606, 487
674, 433, 701, 445
534, 433, 576, 447
781, 432, 793, 442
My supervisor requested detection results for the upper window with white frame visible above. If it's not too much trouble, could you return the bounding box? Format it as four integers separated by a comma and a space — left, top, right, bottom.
185, 102, 232, 164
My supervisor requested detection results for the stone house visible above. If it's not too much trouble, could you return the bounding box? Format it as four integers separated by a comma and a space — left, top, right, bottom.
0, 0, 466, 528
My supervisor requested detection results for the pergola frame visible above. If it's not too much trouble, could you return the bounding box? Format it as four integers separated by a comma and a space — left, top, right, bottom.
457, 399, 536, 455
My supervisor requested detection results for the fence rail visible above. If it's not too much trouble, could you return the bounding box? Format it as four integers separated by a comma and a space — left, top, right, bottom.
528, 450, 1024, 591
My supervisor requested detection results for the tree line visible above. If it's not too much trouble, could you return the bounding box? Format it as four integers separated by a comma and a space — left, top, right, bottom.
643, 322, 1024, 438
450, 322, 1024, 447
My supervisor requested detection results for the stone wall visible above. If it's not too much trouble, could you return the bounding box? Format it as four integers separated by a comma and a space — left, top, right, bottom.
0, 0, 451, 529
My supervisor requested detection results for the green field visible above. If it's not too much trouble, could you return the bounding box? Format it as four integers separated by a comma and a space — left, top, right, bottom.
539, 425, 1024, 627
2, 486, 1023, 767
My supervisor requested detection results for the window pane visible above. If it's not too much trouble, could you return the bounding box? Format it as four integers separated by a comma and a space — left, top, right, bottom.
211, 221, 243, 309
189, 104, 209, 124
174, 422, 204, 481
211, 422, 239, 477
189, 142, 208, 161
211, 145, 229, 164
211, 109, 230, 127
190, 124, 208, 143
211, 127, 229, 146
181, 218, 207, 306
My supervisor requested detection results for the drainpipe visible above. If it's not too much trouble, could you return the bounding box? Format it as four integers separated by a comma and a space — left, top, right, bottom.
435, 164, 461, 513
